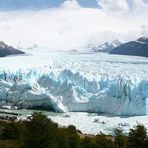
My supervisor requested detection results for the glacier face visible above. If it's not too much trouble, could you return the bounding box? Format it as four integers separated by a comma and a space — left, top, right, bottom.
0, 51, 148, 116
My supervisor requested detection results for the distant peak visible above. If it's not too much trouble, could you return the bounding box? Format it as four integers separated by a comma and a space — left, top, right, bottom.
0, 41, 8, 48
91, 39, 122, 52
137, 37, 148, 41
137, 37, 148, 44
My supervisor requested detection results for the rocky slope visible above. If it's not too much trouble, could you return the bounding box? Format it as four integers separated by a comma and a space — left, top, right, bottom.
110, 37, 148, 57
0, 41, 24, 57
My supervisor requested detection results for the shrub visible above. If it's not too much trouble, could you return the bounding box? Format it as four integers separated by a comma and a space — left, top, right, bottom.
128, 124, 147, 148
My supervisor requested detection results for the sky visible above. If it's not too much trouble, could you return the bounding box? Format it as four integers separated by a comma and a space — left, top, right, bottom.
0, 0, 147, 10
0, 0, 98, 10
0, 0, 148, 50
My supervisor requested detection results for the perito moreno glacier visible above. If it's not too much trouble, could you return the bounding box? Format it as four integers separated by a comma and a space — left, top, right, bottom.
0, 51, 148, 116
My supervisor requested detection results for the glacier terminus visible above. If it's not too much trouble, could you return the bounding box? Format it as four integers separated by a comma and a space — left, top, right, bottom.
0, 51, 148, 116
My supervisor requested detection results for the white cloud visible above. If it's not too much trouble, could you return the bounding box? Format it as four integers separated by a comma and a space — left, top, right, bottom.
98, 0, 129, 14
60, 0, 80, 10
127, 0, 146, 11
97, 0, 148, 14
0, 0, 148, 50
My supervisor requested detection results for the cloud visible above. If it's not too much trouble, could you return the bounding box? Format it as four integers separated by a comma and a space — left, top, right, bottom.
98, 0, 129, 14
0, 0, 147, 50
60, 0, 80, 10
127, 0, 146, 11
97, 0, 148, 14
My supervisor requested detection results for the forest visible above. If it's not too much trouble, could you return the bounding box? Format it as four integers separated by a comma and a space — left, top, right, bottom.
0, 112, 148, 148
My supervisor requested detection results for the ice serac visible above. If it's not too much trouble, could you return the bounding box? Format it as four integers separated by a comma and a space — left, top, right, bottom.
0, 64, 148, 116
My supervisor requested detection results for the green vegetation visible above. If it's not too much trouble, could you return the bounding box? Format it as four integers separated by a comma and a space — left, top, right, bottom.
0, 112, 148, 148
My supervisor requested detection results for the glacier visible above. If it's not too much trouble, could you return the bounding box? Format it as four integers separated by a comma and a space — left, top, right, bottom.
0, 51, 148, 116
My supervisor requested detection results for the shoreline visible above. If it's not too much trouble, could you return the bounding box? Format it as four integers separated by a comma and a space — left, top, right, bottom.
0, 109, 148, 135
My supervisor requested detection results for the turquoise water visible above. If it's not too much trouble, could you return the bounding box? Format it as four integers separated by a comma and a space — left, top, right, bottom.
0, 109, 63, 118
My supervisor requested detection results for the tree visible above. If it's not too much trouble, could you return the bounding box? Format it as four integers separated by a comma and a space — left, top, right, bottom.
67, 125, 77, 134
67, 125, 80, 148
57, 128, 69, 148
68, 134, 80, 148
114, 128, 127, 148
24, 112, 58, 148
1, 122, 23, 140
128, 124, 147, 148
95, 134, 114, 148
82, 137, 95, 148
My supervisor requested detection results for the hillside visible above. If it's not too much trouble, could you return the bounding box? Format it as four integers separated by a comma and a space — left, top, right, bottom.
0, 41, 24, 57
110, 37, 148, 57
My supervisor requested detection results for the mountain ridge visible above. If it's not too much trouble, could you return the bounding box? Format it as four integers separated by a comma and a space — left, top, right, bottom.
109, 37, 148, 57
0, 41, 25, 57
91, 40, 122, 52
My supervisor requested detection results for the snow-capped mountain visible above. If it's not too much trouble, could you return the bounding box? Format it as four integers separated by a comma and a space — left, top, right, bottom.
91, 40, 122, 52
110, 37, 148, 57
137, 37, 148, 44
0, 41, 25, 57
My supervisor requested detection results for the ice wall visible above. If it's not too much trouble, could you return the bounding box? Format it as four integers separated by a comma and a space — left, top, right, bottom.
0, 66, 148, 116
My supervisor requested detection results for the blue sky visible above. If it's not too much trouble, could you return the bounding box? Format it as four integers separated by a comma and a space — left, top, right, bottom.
0, 0, 99, 10
0, 0, 147, 11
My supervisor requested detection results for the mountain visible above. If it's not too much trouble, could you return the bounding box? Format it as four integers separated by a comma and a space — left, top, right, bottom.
91, 40, 122, 52
109, 37, 148, 57
0, 41, 25, 57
